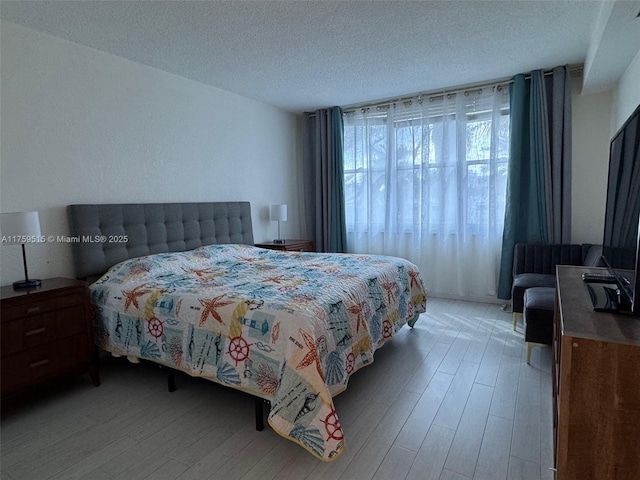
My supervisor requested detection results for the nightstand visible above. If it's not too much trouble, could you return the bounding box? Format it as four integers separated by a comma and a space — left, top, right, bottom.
1, 277, 99, 397
255, 240, 314, 252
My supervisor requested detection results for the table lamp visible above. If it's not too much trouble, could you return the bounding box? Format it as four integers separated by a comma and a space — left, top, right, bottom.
1, 211, 43, 288
270, 204, 287, 244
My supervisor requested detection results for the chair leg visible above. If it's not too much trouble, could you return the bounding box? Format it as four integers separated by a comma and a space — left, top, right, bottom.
512, 312, 521, 331
526, 341, 548, 365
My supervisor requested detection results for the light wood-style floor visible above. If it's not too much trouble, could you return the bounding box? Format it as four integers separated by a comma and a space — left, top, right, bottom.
1, 298, 554, 480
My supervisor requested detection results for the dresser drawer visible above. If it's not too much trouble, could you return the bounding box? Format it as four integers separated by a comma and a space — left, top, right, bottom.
1, 305, 87, 355
1, 334, 90, 393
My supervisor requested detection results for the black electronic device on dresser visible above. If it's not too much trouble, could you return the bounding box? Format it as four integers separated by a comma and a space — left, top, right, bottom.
598, 103, 640, 314
0, 277, 100, 398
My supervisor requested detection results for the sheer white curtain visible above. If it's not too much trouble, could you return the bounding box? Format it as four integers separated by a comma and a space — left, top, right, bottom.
343, 85, 510, 301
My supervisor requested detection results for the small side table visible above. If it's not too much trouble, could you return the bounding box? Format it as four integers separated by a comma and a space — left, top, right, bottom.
1, 277, 100, 397
255, 240, 314, 252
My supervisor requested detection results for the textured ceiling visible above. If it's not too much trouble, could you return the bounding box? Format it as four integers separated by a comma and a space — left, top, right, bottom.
2, 0, 639, 113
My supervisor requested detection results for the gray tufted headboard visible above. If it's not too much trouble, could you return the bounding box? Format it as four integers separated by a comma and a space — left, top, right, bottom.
67, 202, 254, 281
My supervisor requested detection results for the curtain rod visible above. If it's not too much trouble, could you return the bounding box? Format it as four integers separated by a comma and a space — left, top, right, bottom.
314, 63, 583, 117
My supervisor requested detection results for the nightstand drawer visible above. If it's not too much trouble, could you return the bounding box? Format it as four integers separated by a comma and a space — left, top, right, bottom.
2, 293, 85, 321
256, 240, 314, 252
1, 334, 89, 392
1, 305, 87, 355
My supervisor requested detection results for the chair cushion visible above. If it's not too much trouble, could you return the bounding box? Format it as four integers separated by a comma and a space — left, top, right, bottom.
511, 273, 556, 313
524, 287, 555, 344
524, 286, 555, 310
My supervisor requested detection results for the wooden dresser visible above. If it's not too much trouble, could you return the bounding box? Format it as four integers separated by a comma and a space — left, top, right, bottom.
1, 277, 99, 396
553, 266, 640, 479
255, 239, 314, 252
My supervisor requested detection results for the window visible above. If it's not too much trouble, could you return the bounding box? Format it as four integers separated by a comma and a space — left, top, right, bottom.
343, 86, 510, 299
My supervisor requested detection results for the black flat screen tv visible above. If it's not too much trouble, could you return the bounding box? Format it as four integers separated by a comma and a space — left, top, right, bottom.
601, 103, 640, 314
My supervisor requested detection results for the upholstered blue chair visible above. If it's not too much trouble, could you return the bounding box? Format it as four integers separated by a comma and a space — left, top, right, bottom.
510, 243, 603, 363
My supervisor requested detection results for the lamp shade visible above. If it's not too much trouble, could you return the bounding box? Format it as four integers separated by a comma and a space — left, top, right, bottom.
1, 211, 42, 244
270, 204, 288, 222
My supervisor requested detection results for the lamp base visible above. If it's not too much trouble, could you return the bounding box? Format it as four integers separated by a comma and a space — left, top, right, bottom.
13, 278, 42, 289
273, 239, 286, 244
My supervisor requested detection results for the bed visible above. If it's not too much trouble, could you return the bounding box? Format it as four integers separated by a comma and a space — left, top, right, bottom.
67, 202, 427, 461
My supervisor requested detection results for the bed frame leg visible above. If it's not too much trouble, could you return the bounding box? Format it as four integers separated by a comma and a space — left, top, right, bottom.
167, 370, 176, 392
255, 398, 266, 431
165, 366, 265, 431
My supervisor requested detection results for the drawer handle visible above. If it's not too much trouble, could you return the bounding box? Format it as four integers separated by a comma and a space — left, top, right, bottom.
26, 306, 41, 314
29, 359, 50, 369
25, 327, 47, 337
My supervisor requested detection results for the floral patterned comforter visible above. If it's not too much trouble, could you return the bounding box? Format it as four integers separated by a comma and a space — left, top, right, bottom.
89, 244, 427, 461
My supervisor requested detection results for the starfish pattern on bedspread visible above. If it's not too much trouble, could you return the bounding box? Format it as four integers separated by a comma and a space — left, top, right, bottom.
121, 285, 149, 311
198, 295, 234, 325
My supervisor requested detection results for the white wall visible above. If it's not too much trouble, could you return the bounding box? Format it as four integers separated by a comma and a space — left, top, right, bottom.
612, 47, 640, 132
0, 21, 300, 286
571, 47, 640, 245
571, 77, 612, 244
